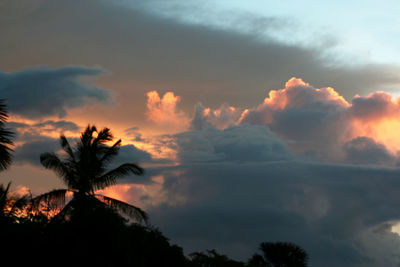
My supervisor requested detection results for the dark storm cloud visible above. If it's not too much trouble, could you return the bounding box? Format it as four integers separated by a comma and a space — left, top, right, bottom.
0, 66, 110, 118
131, 121, 400, 266
147, 161, 400, 267
115, 145, 152, 164
342, 137, 396, 165
0, 0, 399, 115
174, 124, 293, 163
14, 136, 59, 166
8, 120, 80, 142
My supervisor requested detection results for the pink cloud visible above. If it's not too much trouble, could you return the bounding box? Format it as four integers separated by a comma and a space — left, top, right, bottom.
145, 91, 190, 132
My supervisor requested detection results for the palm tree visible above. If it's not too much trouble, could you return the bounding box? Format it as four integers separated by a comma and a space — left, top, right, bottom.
248, 242, 309, 267
34, 125, 148, 224
0, 99, 14, 171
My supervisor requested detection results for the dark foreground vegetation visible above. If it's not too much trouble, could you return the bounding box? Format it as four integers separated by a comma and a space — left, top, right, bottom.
0, 200, 308, 267
0, 99, 308, 266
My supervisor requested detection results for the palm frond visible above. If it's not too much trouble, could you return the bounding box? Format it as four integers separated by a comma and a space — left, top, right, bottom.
0, 100, 14, 171
32, 189, 73, 208
99, 139, 121, 163
80, 125, 97, 148
0, 182, 11, 214
96, 194, 148, 224
0, 144, 13, 171
94, 127, 113, 146
0, 128, 14, 144
0, 99, 9, 122
40, 152, 76, 188
8, 194, 32, 217
60, 135, 76, 163
31, 189, 76, 219
93, 163, 144, 191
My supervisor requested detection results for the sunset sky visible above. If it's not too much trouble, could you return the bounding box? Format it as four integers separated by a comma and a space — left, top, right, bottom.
2, 0, 400, 266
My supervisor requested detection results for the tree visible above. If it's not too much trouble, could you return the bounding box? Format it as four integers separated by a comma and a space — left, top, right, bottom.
34, 125, 148, 224
0, 99, 14, 171
0, 182, 33, 223
189, 249, 245, 267
248, 242, 309, 267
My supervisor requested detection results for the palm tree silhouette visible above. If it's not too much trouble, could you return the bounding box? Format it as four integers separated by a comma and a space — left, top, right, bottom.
34, 125, 148, 224
0, 99, 14, 171
248, 242, 309, 267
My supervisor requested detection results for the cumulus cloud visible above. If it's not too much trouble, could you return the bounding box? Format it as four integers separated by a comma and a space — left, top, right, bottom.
342, 137, 396, 165
145, 79, 400, 165
239, 78, 350, 159
190, 102, 243, 130
174, 124, 293, 163
234, 77, 400, 164
146, 91, 190, 132
0, 66, 111, 118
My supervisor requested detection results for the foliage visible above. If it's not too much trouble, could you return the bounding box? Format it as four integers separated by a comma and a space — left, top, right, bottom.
189, 249, 246, 267
0, 99, 14, 171
248, 242, 309, 267
0, 205, 187, 266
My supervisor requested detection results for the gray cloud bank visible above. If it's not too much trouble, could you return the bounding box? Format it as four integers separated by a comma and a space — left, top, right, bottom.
148, 160, 400, 267
0, 66, 110, 118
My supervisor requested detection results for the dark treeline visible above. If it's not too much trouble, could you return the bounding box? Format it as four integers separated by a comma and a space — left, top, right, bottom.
0, 99, 308, 267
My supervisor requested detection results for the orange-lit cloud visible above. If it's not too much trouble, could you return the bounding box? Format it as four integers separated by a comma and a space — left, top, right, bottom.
191, 102, 243, 130
96, 176, 170, 209
139, 79, 400, 165
237, 77, 400, 163
145, 91, 190, 132
96, 184, 146, 205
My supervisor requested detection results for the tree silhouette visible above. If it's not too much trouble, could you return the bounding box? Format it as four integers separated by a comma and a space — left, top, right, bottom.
34, 125, 148, 224
189, 249, 245, 267
0, 99, 14, 171
248, 242, 309, 267
0, 182, 33, 223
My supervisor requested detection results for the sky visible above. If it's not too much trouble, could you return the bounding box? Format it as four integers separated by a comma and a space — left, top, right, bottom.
2, 0, 400, 266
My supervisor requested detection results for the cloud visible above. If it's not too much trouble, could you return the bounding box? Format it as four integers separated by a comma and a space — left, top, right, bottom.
14, 136, 60, 166
349, 91, 399, 121
145, 160, 400, 267
173, 124, 293, 163
238, 77, 400, 164
146, 91, 190, 132
114, 145, 152, 164
9, 120, 80, 141
0, 66, 111, 118
145, 78, 400, 166
2, 0, 400, 119
190, 102, 243, 130
342, 137, 396, 165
